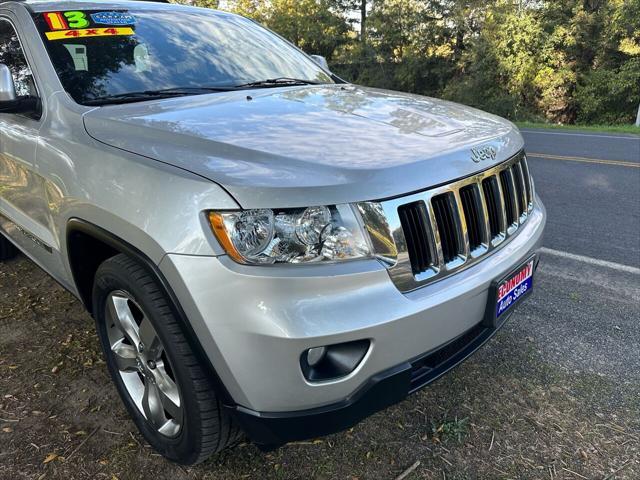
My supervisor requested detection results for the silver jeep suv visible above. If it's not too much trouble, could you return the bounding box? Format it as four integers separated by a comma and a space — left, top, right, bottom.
0, 0, 546, 464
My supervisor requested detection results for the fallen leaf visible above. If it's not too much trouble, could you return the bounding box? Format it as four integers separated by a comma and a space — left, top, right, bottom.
43, 453, 58, 464
2, 427, 13, 433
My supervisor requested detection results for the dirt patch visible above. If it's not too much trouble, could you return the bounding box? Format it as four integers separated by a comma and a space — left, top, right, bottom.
0, 256, 638, 479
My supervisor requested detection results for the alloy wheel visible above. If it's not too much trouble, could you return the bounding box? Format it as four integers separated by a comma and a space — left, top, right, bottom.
105, 290, 183, 437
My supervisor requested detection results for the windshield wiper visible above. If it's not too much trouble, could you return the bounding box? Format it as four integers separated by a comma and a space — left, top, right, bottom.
83, 87, 239, 106
83, 80, 321, 106
232, 77, 322, 89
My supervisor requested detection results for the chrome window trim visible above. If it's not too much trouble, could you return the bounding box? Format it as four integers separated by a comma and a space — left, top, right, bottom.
359, 151, 534, 293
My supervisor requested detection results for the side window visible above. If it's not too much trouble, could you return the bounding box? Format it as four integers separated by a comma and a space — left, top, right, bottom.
0, 19, 37, 97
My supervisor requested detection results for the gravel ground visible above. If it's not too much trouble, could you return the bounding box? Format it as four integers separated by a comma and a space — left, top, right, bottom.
0, 248, 638, 480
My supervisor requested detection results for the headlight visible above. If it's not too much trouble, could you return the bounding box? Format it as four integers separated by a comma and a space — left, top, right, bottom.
209, 205, 372, 265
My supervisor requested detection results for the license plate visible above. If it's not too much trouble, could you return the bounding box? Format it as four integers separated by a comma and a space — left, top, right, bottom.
485, 255, 535, 327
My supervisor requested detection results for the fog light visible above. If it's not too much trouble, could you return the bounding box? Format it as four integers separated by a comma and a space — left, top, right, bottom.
300, 340, 370, 382
306, 346, 327, 367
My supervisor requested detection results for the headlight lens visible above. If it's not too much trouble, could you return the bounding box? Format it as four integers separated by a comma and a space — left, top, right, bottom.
209, 205, 372, 265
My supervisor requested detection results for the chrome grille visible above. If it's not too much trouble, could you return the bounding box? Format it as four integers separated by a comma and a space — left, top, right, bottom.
360, 152, 534, 292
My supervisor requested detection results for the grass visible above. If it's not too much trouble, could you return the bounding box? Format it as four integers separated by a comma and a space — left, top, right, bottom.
431, 415, 470, 444
515, 121, 640, 135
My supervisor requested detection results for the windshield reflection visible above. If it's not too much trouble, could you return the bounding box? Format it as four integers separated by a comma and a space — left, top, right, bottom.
33, 8, 333, 104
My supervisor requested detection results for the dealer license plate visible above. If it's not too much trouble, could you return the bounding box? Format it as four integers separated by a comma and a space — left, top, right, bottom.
486, 256, 536, 326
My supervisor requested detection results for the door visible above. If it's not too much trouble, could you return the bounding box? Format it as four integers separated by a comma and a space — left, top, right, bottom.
0, 17, 50, 261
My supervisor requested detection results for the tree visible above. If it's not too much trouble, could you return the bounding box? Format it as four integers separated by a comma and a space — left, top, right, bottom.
224, 0, 264, 19
170, 0, 219, 8
225, 0, 350, 59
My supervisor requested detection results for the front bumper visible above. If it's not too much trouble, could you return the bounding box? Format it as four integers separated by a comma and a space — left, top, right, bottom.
158, 197, 545, 445
233, 311, 520, 448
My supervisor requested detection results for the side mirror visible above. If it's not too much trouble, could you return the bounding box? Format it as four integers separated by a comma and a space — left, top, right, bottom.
310, 54, 330, 72
0, 63, 39, 115
0, 64, 17, 102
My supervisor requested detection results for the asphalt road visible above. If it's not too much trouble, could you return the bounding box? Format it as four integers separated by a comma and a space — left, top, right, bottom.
522, 129, 640, 267
515, 128, 640, 397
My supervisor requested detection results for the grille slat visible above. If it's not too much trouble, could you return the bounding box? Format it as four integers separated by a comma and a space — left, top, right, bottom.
499, 169, 517, 226
412, 205, 432, 270
512, 164, 527, 217
398, 202, 432, 274
460, 185, 483, 250
482, 176, 502, 238
432, 193, 460, 264
521, 156, 533, 209
391, 153, 533, 282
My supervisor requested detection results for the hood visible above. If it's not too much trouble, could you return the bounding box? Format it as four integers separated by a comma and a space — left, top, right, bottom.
83, 84, 523, 209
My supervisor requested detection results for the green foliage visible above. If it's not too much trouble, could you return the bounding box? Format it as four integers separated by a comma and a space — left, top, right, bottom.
170, 0, 219, 9
214, 0, 638, 125
575, 58, 640, 124
225, 0, 349, 59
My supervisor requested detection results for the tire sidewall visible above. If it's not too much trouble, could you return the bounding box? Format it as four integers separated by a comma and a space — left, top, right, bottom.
93, 258, 207, 465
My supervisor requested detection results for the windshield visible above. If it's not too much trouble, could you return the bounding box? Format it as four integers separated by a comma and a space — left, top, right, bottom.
32, 7, 333, 105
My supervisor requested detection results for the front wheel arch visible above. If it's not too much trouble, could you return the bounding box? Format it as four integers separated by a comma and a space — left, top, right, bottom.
65, 219, 237, 408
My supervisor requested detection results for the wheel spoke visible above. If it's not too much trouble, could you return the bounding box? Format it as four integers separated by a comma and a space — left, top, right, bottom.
111, 339, 139, 372
139, 316, 162, 360
155, 364, 182, 421
142, 379, 166, 429
108, 294, 140, 347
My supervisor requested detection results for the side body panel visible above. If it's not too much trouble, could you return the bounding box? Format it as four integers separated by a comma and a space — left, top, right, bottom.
34, 93, 240, 288
2, 4, 239, 293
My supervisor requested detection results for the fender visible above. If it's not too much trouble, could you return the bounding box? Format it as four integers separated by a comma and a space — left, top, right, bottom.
66, 218, 237, 406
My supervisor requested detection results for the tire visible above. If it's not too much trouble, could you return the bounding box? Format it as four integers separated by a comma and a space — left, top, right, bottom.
92, 253, 242, 464
0, 235, 18, 261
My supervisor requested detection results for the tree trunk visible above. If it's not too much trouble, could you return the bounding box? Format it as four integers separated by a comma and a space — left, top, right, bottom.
636, 102, 640, 127
454, 28, 465, 57
360, 0, 367, 45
